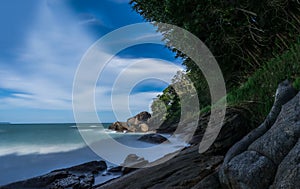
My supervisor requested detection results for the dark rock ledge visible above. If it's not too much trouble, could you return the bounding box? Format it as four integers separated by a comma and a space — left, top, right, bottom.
1, 161, 107, 189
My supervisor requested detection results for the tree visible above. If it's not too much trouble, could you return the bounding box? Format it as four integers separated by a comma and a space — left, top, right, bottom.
131, 0, 300, 124
131, 0, 300, 86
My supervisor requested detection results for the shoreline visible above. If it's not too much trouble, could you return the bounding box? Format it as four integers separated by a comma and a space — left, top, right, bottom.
0, 131, 186, 188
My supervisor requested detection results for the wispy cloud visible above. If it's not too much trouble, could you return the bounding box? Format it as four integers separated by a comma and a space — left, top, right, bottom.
0, 0, 182, 122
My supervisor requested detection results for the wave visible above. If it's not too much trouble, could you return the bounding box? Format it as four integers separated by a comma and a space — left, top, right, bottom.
90, 125, 102, 128
71, 125, 105, 129
0, 143, 86, 157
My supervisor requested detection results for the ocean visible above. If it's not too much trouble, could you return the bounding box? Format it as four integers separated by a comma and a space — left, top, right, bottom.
0, 123, 187, 186
0, 123, 124, 185
0, 123, 113, 157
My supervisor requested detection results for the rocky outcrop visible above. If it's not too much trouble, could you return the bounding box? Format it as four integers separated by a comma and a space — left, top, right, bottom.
98, 80, 300, 189
106, 154, 149, 176
138, 133, 169, 144
95, 145, 223, 189
219, 80, 299, 189
96, 93, 253, 189
108, 121, 129, 132
127, 111, 151, 132
108, 111, 152, 132
120, 154, 149, 174
270, 139, 300, 188
128, 111, 151, 123
1, 161, 107, 189
189, 108, 251, 155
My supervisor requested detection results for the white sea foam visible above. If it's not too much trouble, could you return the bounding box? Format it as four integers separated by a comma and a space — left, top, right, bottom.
90, 125, 102, 128
85, 133, 190, 165
0, 143, 86, 156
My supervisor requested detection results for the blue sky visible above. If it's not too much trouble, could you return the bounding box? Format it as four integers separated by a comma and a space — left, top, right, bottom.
0, 0, 183, 123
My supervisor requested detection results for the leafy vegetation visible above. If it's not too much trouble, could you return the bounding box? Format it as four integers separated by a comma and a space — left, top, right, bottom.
130, 0, 300, 126
227, 41, 300, 125
131, 0, 300, 85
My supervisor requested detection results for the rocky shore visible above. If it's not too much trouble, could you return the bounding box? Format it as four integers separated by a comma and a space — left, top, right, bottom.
2, 80, 300, 188
95, 80, 300, 189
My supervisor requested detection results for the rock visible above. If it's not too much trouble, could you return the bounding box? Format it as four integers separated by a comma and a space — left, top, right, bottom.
107, 155, 150, 176
127, 111, 151, 127
127, 117, 139, 127
53, 160, 107, 174
135, 111, 152, 122
2, 161, 107, 189
191, 171, 222, 189
107, 166, 123, 173
219, 81, 299, 189
138, 133, 169, 144
109, 112, 152, 133
139, 123, 149, 132
156, 122, 179, 133
121, 154, 149, 168
189, 108, 251, 155
120, 154, 149, 175
108, 121, 128, 132
270, 139, 300, 189
95, 146, 223, 189
225, 151, 276, 189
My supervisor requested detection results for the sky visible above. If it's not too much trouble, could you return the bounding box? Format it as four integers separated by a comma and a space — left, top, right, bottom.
0, 0, 183, 123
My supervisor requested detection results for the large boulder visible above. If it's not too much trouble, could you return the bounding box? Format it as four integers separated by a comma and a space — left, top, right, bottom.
108, 121, 129, 132
270, 139, 300, 188
127, 111, 151, 127
120, 154, 149, 174
219, 80, 299, 189
138, 133, 169, 144
109, 112, 152, 133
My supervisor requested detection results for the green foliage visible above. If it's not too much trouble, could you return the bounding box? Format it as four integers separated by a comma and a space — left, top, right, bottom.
130, 0, 300, 126
151, 71, 199, 125
131, 0, 300, 87
227, 42, 300, 124
158, 85, 181, 124
293, 77, 300, 90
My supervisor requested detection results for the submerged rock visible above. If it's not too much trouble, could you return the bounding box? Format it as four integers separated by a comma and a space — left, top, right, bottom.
138, 133, 169, 144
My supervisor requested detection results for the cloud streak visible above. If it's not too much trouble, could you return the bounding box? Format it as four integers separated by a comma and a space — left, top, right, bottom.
0, 0, 182, 122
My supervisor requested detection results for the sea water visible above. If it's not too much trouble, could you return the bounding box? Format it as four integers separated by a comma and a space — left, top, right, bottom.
0, 123, 112, 156
0, 123, 126, 185
0, 123, 188, 186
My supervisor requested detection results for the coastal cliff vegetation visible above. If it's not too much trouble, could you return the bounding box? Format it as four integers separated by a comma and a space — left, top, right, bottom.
130, 0, 300, 128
